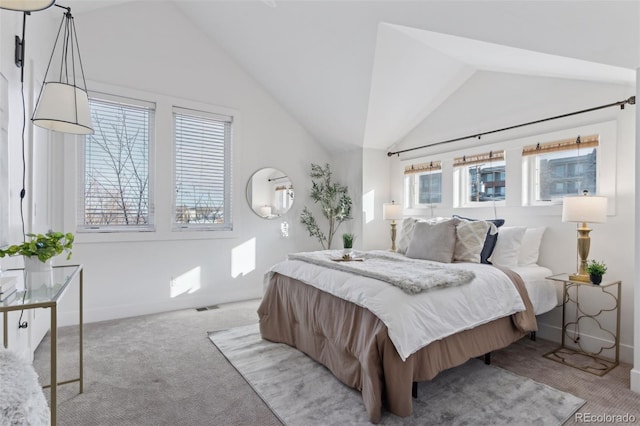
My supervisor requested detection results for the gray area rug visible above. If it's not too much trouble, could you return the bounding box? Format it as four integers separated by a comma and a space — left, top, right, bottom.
209, 324, 585, 425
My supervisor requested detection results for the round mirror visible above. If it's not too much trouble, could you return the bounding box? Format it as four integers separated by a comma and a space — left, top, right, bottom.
246, 168, 294, 219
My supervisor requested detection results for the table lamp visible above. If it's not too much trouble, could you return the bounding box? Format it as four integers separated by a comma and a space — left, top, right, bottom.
383, 201, 403, 252
562, 190, 607, 282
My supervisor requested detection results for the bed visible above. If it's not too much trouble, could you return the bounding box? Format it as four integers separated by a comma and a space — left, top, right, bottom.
257, 221, 556, 423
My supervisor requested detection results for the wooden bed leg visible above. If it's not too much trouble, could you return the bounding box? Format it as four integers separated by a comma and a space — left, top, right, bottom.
530, 331, 537, 341
484, 352, 491, 365
412, 381, 418, 399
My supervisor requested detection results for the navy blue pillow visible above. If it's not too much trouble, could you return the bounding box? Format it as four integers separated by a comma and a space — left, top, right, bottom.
452, 215, 505, 264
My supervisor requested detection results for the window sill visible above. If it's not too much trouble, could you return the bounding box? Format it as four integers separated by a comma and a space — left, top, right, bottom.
73, 228, 237, 244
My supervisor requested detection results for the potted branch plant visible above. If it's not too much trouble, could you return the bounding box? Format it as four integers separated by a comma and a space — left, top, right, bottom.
585, 259, 607, 285
300, 163, 353, 249
0, 231, 74, 272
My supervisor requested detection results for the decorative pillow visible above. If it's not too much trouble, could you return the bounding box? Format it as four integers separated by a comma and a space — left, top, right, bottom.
396, 216, 451, 254
405, 219, 460, 263
452, 215, 505, 264
454, 220, 490, 263
518, 227, 546, 266
397, 217, 421, 255
489, 226, 527, 268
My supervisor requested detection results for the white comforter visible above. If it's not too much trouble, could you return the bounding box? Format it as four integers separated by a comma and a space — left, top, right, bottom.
268, 251, 526, 361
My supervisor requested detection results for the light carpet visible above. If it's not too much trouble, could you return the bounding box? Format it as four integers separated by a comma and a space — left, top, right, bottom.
209, 324, 585, 425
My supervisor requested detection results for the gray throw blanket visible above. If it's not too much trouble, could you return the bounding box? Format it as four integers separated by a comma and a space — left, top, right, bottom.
288, 250, 475, 294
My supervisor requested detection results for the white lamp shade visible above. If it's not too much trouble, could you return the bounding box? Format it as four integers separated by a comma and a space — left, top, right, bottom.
562, 194, 607, 223
0, 0, 54, 11
32, 83, 94, 135
383, 203, 403, 221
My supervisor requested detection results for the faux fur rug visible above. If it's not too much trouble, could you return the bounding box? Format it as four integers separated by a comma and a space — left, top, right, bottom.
286, 250, 474, 293
0, 348, 49, 426
209, 324, 585, 425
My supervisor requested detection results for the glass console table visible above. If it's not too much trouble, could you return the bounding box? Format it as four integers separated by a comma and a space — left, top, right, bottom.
0, 265, 84, 426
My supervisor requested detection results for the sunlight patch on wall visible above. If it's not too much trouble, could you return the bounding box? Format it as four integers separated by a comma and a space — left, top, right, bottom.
170, 267, 201, 298
363, 190, 375, 224
231, 237, 256, 278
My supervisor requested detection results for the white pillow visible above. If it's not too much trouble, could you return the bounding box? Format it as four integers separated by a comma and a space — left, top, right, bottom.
490, 226, 527, 268
454, 220, 490, 263
518, 227, 546, 266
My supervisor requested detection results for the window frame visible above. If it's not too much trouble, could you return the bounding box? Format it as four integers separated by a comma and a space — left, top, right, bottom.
522, 122, 616, 208
413, 170, 443, 207
172, 106, 233, 232
62, 81, 239, 243
77, 92, 156, 233
453, 152, 507, 208
523, 137, 599, 206
403, 161, 443, 210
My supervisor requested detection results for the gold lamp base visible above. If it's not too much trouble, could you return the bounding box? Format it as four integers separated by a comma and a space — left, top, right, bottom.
571, 222, 592, 283
389, 221, 397, 252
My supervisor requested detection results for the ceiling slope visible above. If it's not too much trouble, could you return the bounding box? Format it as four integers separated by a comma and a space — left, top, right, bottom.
71, 1, 639, 153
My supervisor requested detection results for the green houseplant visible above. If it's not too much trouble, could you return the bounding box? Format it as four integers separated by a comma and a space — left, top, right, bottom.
0, 231, 74, 264
300, 163, 353, 249
585, 259, 607, 285
342, 233, 355, 249
341, 233, 356, 260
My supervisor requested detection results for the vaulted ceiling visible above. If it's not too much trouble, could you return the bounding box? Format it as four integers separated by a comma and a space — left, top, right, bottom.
69, 1, 639, 153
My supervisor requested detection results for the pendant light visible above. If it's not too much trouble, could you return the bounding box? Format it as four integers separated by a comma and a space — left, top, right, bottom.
0, 0, 54, 11
32, 7, 94, 135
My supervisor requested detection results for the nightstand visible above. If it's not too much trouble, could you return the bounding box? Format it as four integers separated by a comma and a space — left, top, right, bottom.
543, 273, 620, 376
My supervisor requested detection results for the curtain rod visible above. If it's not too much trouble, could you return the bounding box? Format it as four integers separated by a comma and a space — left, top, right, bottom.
387, 96, 636, 158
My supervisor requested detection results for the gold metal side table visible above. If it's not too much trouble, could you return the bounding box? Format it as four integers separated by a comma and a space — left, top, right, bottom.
543, 273, 620, 376
0, 265, 84, 426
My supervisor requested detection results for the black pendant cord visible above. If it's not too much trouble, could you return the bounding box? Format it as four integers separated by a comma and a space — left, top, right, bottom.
387, 96, 636, 158
18, 12, 28, 329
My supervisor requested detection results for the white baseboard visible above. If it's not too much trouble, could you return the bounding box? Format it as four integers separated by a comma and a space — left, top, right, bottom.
631, 368, 640, 393
536, 320, 634, 365
56, 293, 259, 327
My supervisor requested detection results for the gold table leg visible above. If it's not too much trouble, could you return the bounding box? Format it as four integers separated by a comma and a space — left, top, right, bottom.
51, 304, 57, 426
79, 269, 83, 394
3, 311, 7, 348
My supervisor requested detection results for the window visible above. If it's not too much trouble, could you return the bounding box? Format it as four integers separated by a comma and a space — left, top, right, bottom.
79, 95, 155, 232
403, 161, 442, 208
454, 151, 506, 205
173, 107, 232, 230
523, 134, 598, 204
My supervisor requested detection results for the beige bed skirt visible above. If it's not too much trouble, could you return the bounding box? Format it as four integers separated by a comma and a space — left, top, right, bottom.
257, 269, 537, 423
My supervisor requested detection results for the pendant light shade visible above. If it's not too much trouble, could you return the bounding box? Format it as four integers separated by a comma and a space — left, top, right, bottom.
32, 82, 93, 134
0, 0, 54, 11
32, 8, 94, 135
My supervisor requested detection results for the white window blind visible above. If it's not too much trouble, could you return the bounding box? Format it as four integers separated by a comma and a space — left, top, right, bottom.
173, 107, 232, 230
79, 95, 155, 231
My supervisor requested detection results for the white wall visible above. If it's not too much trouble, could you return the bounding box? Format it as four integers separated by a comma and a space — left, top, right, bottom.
0, 8, 59, 358
391, 71, 636, 364
362, 148, 392, 250
328, 148, 363, 250
632, 69, 640, 393
22, 2, 331, 325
